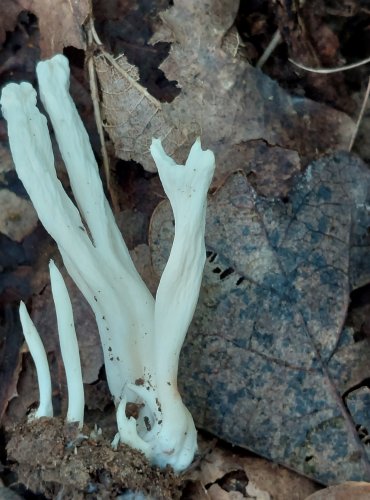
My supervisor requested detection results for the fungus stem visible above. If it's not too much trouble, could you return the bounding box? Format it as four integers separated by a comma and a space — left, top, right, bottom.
50, 260, 85, 428
19, 302, 53, 418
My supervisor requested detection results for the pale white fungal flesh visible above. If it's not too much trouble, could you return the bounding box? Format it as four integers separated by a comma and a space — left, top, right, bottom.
19, 302, 53, 419
49, 260, 85, 428
1, 54, 215, 472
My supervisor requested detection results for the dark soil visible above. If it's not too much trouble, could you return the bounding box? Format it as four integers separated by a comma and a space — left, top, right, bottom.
5, 417, 182, 499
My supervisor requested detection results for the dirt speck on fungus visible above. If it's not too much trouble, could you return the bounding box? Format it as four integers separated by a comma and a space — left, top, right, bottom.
6, 417, 182, 499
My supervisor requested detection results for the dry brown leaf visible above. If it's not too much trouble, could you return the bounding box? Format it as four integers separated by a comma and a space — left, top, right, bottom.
3, 350, 42, 427
0, 307, 24, 423
241, 457, 319, 500
96, 0, 354, 182
187, 436, 319, 500
0, 0, 90, 57
245, 482, 270, 500
0, 190, 37, 242
94, 53, 199, 173
207, 484, 244, 499
305, 481, 370, 500
0, 143, 38, 242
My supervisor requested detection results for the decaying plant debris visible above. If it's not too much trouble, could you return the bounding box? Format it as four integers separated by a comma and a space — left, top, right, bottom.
2, 0, 370, 499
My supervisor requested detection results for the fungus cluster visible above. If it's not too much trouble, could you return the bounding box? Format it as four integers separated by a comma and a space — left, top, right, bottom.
1, 55, 215, 472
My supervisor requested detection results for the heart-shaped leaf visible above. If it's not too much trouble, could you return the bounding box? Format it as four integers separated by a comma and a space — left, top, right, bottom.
150, 151, 370, 484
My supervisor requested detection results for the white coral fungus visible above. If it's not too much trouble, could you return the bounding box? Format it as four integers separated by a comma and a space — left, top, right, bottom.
1, 54, 215, 471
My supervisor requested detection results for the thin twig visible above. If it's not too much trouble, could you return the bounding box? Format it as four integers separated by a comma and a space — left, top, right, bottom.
86, 18, 111, 193
89, 20, 103, 45
349, 76, 370, 152
289, 55, 370, 74
257, 30, 282, 69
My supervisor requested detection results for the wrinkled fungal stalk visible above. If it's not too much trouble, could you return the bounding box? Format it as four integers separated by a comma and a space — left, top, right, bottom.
1, 54, 215, 471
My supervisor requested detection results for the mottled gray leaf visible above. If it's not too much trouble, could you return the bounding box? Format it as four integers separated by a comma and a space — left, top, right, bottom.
150, 152, 370, 484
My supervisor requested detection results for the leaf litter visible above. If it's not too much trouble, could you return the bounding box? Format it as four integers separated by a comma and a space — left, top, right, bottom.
95, 0, 355, 181
1, 0, 370, 497
0, 0, 89, 58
